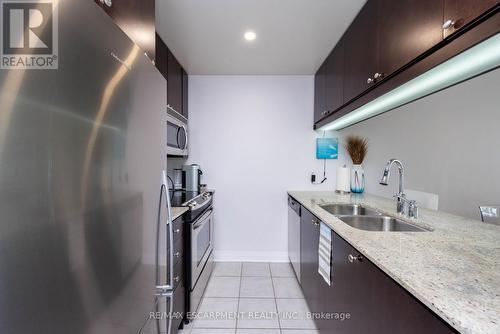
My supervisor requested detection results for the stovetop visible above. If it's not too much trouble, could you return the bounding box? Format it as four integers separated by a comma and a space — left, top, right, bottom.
170, 190, 213, 219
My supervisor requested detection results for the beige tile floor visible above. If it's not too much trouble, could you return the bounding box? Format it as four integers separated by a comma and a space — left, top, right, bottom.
179, 262, 318, 334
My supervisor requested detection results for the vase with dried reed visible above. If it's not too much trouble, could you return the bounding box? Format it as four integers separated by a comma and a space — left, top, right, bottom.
345, 135, 368, 193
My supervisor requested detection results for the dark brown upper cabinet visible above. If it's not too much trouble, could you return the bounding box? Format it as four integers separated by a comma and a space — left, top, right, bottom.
443, 0, 500, 37
182, 69, 189, 119
155, 34, 189, 120
313, 62, 327, 123
324, 38, 345, 115
314, 0, 499, 129
94, 0, 155, 60
155, 33, 168, 80
343, 0, 379, 104
377, 0, 444, 77
314, 38, 345, 124
167, 48, 183, 118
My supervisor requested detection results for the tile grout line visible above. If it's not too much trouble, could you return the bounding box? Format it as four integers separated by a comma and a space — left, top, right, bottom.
268, 262, 283, 332
235, 262, 242, 333
210, 262, 299, 333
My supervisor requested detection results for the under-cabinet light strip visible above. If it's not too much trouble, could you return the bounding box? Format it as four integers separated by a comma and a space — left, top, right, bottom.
319, 32, 500, 131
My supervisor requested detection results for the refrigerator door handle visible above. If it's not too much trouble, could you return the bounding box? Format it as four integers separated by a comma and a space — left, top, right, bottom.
155, 290, 174, 334
156, 170, 175, 291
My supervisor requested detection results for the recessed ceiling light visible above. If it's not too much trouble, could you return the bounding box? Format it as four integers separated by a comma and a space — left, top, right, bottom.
244, 31, 257, 41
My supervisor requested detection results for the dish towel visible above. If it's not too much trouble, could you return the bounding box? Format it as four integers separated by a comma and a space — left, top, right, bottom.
318, 222, 332, 286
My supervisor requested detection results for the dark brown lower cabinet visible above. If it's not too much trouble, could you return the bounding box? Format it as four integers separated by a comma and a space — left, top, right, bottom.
171, 214, 186, 333
299, 208, 324, 318
300, 206, 457, 333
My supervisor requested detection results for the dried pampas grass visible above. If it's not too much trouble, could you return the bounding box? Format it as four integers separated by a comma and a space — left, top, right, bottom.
345, 135, 368, 165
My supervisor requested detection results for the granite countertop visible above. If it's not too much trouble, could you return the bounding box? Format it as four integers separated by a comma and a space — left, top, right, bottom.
288, 191, 500, 334
172, 207, 189, 221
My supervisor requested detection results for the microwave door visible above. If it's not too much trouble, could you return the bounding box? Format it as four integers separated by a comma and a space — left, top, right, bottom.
166, 115, 188, 156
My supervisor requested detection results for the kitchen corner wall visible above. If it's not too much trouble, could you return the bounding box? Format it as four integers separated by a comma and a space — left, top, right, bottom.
340, 68, 500, 220
188, 75, 339, 262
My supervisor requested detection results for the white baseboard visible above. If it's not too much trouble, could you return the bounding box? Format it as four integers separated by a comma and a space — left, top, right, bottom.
213, 250, 289, 263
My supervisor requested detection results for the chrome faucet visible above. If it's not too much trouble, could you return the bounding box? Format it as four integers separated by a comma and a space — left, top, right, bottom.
380, 159, 418, 218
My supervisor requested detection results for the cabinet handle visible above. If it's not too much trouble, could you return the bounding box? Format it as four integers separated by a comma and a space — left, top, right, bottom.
367, 77, 374, 84
174, 228, 181, 234
173, 276, 180, 282
110, 52, 131, 70
311, 219, 320, 226
100, 0, 112, 7
348, 254, 363, 263
442, 19, 455, 30
174, 251, 180, 258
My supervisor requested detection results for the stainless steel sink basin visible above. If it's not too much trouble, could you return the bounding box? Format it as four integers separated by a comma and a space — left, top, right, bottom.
320, 203, 381, 216
338, 216, 428, 232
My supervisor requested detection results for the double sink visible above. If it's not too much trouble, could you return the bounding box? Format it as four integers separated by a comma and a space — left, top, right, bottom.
320, 204, 429, 232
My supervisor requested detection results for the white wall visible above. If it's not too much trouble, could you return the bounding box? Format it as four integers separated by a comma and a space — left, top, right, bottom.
188, 76, 339, 261
340, 68, 500, 219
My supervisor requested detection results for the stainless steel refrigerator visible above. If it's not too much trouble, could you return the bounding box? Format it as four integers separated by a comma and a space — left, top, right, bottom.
0, 0, 176, 333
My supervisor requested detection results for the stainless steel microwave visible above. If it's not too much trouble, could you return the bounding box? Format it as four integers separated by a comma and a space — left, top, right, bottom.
166, 113, 188, 156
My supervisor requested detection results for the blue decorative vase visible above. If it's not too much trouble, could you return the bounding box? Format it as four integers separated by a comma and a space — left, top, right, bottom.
351, 164, 365, 193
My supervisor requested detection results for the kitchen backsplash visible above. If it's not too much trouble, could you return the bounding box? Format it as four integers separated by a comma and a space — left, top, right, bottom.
340, 68, 500, 220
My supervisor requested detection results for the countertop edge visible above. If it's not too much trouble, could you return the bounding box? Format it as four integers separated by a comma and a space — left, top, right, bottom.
172, 207, 189, 221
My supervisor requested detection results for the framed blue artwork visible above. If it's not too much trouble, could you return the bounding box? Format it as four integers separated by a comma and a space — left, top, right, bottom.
316, 138, 338, 159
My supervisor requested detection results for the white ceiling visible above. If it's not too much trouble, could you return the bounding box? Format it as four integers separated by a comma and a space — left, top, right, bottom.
156, 0, 366, 75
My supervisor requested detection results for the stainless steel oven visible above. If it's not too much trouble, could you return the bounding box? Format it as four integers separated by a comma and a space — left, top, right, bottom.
191, 208, 213, 284
166, 113, 188, 156
189, 207, 214, 314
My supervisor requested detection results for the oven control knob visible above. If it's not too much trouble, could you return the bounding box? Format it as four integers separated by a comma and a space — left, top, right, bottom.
188, 202, 196, 208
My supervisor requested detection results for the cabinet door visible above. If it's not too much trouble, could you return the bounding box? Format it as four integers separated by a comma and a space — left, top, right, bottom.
182, 68, 189, 119
94, 0, 155, 59
378, 0, 444, 77
324, 38, 344, 115
155, 33, 168, 80
318, 229, 357, 332
343, 0, 378, 103
167, 48, 183, 116
328, 229, 455, 333
313, 62, 327, 123
444, 0, 500, 37
299, 208, 323, 314
360, 254, 455, 333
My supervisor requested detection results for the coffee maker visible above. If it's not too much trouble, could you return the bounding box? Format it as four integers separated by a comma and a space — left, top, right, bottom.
182, 164, 203, 192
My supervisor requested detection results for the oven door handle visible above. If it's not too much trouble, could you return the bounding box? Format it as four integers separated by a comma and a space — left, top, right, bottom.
192, 209, 213, 230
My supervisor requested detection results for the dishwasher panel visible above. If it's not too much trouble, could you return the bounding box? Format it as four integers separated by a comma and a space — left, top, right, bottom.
288, 196, 301, 282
